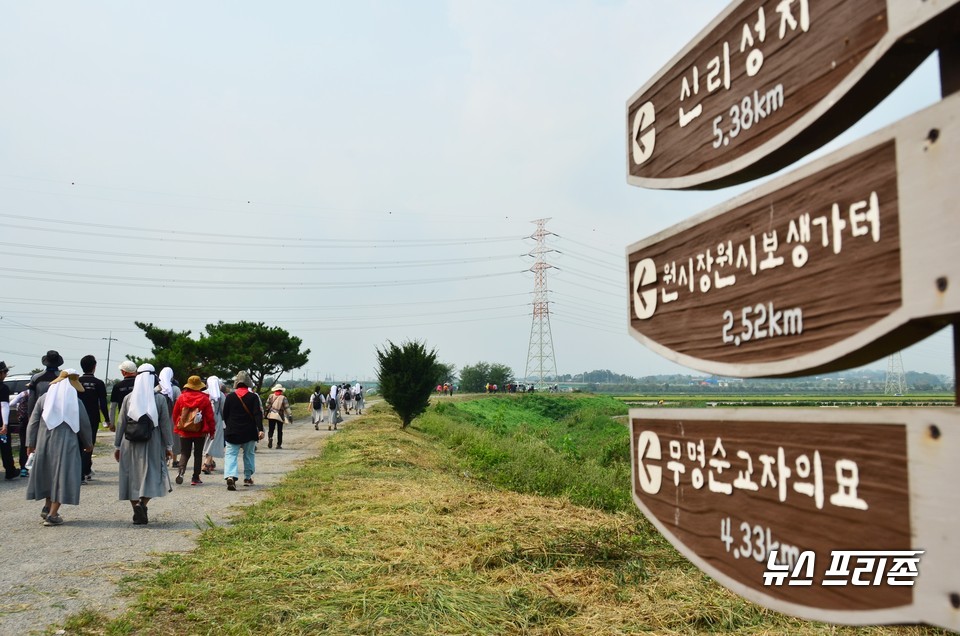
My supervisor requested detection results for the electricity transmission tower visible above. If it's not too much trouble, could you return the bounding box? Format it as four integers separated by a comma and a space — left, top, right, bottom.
524, 218, 558, 391
884, 352, 907, 395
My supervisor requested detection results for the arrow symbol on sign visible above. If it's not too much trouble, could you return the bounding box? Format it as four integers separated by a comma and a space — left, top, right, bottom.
632, 101, 656, 166
632, 258, 658, 320
635, 430, 662, 495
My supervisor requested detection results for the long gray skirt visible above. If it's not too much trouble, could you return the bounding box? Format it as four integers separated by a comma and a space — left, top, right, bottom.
118, 433, 172, 500
26, 422, 83, 506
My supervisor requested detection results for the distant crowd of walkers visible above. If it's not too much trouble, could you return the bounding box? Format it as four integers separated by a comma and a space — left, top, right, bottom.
0, 349, 361, 527
308, 382, 364, 432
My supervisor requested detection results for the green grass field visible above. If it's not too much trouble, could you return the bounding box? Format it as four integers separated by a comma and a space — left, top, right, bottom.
60, 395, 948, 635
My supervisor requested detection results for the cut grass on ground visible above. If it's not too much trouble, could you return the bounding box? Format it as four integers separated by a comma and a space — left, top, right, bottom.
60, 403, 946, 635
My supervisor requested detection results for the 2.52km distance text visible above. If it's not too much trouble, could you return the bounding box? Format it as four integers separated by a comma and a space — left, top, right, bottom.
722, 302, 803, 346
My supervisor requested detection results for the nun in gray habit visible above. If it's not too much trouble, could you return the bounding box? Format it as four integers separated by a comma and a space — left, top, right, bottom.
26, 369, 94, 526
114, 363, 174, 525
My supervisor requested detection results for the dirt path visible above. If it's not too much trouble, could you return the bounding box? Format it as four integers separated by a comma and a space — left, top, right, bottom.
0, 409, 360, 635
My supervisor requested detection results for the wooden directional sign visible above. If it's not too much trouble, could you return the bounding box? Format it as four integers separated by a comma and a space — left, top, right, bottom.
626, 92, 960, 378
630, 408, 960, 630
626, 0, 960, 190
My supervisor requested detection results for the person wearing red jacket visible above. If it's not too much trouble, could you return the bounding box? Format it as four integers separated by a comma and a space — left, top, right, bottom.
171, 375, 216, 486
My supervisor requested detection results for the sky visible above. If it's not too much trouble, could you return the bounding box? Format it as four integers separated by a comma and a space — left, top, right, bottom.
0, 1, 952, 383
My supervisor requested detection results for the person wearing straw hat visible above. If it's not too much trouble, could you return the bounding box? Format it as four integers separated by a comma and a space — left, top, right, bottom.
114, 363, 175, 525
25, 369, 94, 526
171, 375, 215, 486
264, 384, 292, 449
221, 371, 264, 489
1, 360, 20, 480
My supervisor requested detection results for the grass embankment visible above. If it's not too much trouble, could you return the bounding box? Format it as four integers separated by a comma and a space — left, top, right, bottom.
618, 394, 954, 408
62, 396, 944, 635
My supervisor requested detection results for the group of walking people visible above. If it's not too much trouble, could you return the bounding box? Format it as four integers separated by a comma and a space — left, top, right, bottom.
309, 382, 364, 431
0, 349, 302, 526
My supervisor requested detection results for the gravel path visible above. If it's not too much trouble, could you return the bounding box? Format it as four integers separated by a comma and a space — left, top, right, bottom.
0, 410, 359, 635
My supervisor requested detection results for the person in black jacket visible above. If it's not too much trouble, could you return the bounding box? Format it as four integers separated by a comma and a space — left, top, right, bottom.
23, 350, 63, 477
77, 355, 109, 483
221, 371, 264, 490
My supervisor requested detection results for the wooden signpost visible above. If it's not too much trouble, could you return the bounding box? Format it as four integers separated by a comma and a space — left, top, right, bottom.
626, 0, 960, 190
623, 0, 960, 630
630, 408, 960, 627
627, 93, 960, 378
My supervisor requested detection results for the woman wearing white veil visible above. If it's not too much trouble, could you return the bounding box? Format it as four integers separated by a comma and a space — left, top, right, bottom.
25, 369, 94, 526
114, 363, 174, 525
201, 376, 225, 474
156, 366, 182, 467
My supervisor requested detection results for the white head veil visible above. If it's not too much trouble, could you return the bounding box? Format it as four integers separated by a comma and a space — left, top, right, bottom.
206, 375, 222, 402
129, 363, 159, 427
157, 367, 174, 399
42, 369, 81, 433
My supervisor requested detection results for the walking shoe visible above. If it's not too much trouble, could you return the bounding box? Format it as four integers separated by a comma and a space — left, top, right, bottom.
268, 439, 273, 449
276, 445, 282, 450
132, 503, 147, 525
40, 506, 50, 520
314, 423, 319, 430
84, 473, 93, 481
327, 425, 331, 430
171, 460, 180, 469
80, 478, 87, 486
191, 478, 202, 486
43, 514, 64, 526
20, 468, 28, 477
243, 478, 254, 486
175, 474, 184, 485
226, 477, 237, 491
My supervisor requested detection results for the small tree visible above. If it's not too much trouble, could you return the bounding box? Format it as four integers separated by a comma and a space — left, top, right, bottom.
488, 363, 514, 388
458, 362, 490, 392
376, 340, 439, 429
434, 361, 457, 385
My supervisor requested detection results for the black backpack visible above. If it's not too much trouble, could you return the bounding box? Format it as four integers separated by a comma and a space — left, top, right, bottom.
124, 413, 154, 442
312, 393, 324, 410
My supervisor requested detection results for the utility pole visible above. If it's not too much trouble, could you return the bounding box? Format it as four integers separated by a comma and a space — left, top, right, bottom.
524, 218, 558, 391
102, 331, 118, 382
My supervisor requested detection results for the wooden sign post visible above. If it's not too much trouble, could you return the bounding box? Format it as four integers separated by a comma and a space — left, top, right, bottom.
627, 93, 960, 378
626, 0, 959, 190
623, 0, 960, 629
631, 408, 960, 629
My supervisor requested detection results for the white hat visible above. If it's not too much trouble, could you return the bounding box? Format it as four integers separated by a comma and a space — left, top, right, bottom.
271, 384, 285, 392
119, 360, 137, 373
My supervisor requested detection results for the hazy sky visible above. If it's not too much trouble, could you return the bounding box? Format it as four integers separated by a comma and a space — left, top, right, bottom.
0, 1, 951, 382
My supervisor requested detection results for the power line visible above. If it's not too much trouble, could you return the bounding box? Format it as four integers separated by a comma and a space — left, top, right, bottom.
0, 266, 524, 290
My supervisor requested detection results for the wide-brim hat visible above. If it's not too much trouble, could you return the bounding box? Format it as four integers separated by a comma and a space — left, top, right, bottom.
50, 369, 84, 392
0, 361, 12, 373
184, 375, 206, 391
233, 371, 252, 387
41, 350, 64, 367
271, 384, 285, 392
